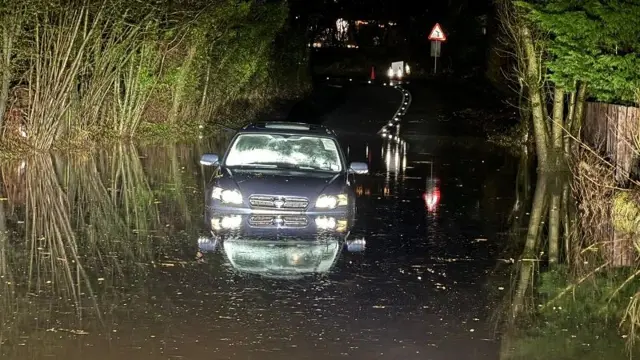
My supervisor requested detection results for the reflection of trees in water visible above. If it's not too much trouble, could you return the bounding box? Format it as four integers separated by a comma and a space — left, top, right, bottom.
0, 155, 98, 358
0, 140, 209, 356
496, 149, 640, 359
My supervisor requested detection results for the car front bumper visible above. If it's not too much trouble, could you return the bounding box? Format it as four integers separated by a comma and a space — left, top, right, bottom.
206, 204, 351, 216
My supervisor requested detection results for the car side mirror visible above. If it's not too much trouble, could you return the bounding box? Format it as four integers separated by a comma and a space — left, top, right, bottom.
349, 162, 368, 174
200, 154, 219, 166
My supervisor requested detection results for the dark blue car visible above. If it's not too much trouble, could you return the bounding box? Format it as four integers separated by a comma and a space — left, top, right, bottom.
200, 122, 369, 232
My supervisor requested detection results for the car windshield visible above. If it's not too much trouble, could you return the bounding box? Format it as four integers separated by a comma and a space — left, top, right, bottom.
224, 133, 343, 172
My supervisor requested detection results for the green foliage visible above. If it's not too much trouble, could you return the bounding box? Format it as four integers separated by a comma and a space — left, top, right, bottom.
612, 191, 640, 234
505, 266, 640, 359
520, 0, 640, 103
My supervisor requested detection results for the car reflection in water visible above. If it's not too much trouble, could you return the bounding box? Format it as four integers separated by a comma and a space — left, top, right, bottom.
197, 213, 365, 279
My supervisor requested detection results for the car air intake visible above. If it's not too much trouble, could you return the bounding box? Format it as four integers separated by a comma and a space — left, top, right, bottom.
249, 215, 309, 227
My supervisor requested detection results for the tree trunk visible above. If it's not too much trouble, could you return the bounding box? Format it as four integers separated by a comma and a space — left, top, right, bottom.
551, 87, 564, 163
548, 173, 561, 264
521, 25, 549, 170
168, 45, 197, 124
565, 89, 577, 154
512, 174, 548, 316
548, 87, 565, 264
0, 25, 13, 130
199, 63, 211, 119
572, 82, 587, 136
561, 179, 571, 266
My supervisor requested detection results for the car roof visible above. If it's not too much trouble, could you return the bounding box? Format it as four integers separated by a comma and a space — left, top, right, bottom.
238, 122, 337, 137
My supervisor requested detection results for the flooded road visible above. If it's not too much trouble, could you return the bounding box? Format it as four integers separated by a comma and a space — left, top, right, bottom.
0, 85, 523, 359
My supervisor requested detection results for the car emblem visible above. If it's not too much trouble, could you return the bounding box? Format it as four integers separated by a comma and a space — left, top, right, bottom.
274, 199, 285, 208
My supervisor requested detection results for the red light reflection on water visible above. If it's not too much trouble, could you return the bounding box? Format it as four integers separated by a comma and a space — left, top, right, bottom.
423, 188, 440, 212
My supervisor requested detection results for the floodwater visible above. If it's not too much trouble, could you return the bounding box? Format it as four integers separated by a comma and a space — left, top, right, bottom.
0, 130, 523, 359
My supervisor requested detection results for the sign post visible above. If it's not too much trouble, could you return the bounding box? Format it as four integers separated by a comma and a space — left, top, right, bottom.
428, 23, 446, 74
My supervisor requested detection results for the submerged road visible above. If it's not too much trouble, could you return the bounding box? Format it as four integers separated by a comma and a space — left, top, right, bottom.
0, 80, 521, 359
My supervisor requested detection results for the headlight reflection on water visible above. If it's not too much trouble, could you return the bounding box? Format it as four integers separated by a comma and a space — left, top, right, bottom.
197, 236, 219, 252
346, 238, 366, 252
211, 215, 243, 230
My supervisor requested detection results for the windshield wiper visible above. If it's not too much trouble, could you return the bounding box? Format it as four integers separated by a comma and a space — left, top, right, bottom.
235, 163, 278, 168
236, 162, 329, 171
261, 162, 300, 169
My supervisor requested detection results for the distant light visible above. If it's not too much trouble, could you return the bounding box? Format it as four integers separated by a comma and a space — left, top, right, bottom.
336, 18, 349, 41
368, 80, 371, 84
349, 78, 352, 81
387, 67, 393, 78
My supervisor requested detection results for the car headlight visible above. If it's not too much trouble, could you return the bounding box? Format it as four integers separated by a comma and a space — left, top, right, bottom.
315, 194, 348, 209
211, 187, 243, 204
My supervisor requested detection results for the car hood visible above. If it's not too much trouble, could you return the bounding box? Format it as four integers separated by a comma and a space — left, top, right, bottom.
224, 168, 344, 197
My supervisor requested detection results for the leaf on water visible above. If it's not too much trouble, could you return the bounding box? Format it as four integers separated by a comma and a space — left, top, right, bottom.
46, 328, 89, 335
69, 329, 89, 335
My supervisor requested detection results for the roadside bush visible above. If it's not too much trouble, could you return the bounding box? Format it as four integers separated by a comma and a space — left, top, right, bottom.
0, 0, 309, 151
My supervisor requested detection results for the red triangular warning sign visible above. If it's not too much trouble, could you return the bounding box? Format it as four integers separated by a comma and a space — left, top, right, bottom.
428, 23, 446, 41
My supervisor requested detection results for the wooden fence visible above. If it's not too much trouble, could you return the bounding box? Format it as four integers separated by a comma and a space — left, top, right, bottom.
582, 102, 640, 267
582, 102, 640, 184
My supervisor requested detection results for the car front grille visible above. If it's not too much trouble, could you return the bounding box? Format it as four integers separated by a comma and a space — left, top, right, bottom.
249, 215, 309, 228
248, 195, 309, 210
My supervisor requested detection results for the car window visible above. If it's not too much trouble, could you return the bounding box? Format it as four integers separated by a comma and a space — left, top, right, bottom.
225, 134, 343, 172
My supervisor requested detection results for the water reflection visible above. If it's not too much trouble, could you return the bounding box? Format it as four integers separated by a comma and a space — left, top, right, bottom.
200, 210, 365, 278
222, 238, 342, 279
0, 137, 232, 358
0, 132, 533, 359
